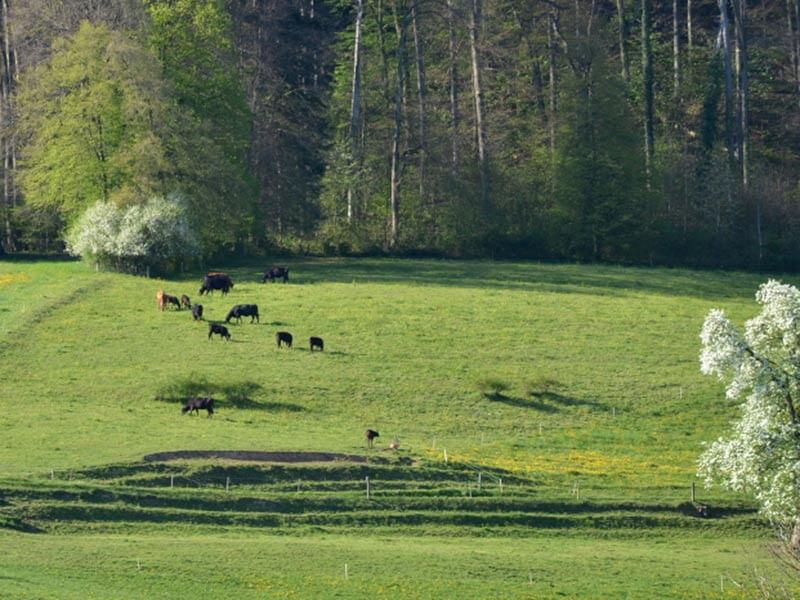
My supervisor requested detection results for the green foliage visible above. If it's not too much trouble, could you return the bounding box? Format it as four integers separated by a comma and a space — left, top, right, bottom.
553, 40, 651, 262
146, 0, 258, 248
18, 23, 174, 218
17, 13, 258, 254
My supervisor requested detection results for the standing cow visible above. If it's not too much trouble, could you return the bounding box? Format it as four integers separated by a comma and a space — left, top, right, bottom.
263, 267, 289, 283
199, 272, 234, 295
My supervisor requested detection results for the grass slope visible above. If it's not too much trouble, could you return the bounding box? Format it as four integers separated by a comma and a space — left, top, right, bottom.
0, 257, 796, 598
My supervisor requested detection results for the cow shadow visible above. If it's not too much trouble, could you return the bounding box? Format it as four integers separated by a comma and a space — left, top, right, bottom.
154, 378, 305, 412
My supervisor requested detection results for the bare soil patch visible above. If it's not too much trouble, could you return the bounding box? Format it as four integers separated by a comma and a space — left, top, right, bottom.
143, 450, 368, 464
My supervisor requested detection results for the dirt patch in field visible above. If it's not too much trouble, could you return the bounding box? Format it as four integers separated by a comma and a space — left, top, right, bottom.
143, 450, 368, 464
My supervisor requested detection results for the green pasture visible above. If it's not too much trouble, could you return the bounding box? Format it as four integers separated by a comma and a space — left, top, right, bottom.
0, 257, 796, 598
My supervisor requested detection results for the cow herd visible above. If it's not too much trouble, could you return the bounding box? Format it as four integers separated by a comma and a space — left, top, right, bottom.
161, 266, 386, 449
156, 267, 322, 352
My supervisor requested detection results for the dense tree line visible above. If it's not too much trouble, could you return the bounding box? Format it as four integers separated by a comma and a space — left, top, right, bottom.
1, 0, 799, 269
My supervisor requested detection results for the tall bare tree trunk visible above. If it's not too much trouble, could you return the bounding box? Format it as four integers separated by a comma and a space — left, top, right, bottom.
673, 0, 680, 97
347, 0, 364, 223
641, 0, 654, 186
732, 0, 754, 258
615, 0, 630, 82
468, 0, 489, 213
411, 2, 426, 201
687, 0, 693, 72
447, 0, 459, 175
548, 10, 557, 156
389, 1, 409, 248
789, 0, 800, 102
376, 0, 390, 99
719, 0, 735, 171
794, 0, 800, 101
1, 0, 14, 252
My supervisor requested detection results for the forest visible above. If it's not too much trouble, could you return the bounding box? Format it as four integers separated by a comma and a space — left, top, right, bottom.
1, 0, 799, 269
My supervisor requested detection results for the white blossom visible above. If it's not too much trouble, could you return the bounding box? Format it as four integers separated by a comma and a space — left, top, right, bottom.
699, 282, 800, 526
66, 195, 200, 271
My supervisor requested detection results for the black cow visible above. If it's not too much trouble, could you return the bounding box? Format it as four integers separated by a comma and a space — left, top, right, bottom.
182, 396, 215, 417
192, 304, 204, 321
365, 429, 380, 448
199, 272, 234, 296
208, 323, 231, 340
276, 331, 293, 348
180, 294, 192, 309
309, 336, 324, 352
225, 304, 260, 324
263, 267, 289, 283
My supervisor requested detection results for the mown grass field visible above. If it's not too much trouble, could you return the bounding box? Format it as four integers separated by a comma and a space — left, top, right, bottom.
0, 257, 797, 598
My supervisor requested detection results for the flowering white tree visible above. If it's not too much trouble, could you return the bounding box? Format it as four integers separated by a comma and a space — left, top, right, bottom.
699, 280, 800, 550
67, 195, 199, 274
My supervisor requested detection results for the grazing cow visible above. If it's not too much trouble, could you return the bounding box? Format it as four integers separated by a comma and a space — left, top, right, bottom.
157, 290, 181, 311
365, 429, 380, 449
225, 304, 260, 324
192, 304, 204, 321
263, 267, 289, 283
208, 323, 231, 340
309, 336, 324, 352
276, 331, 293, 348
199, 272, 234, 296
182, 396, 215, 417
180, 294, 192, 309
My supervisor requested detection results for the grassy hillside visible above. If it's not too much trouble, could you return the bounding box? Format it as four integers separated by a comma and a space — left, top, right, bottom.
0, 257, 796, 598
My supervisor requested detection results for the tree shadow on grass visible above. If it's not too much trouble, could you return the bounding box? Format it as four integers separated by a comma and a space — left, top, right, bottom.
154, 378, 305, 412
483, 392, 560, 412
482, 389, 605, 412
530, 390, 606, 410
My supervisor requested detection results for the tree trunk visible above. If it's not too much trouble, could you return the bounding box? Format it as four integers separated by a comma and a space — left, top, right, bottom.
548, 10, 557, 156
673, 0, 680, 97
732, 0, 754, 257
376, 0, 390, 99
792, 517, 800, 551
411, 2, 426, 201
347, 0, 365, 223
0, 0, 13, 252
447, 0, 459, 175
615, 0, 629, 82
789, 0, 800, 102
641, 0, 654, 185
389, 1, 408, 248
719, 0, 735, 173
687, 0, 693, 72
468, 0, 489, 213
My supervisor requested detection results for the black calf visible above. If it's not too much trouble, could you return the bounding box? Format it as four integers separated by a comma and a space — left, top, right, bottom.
309, 336, 324, 352
276, 331, 293, 348
180, 294, 192, 309
208, 323, 231, 340
192, 304, 204, 321
182, 396, 214, 417
365, 429, 379, 448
